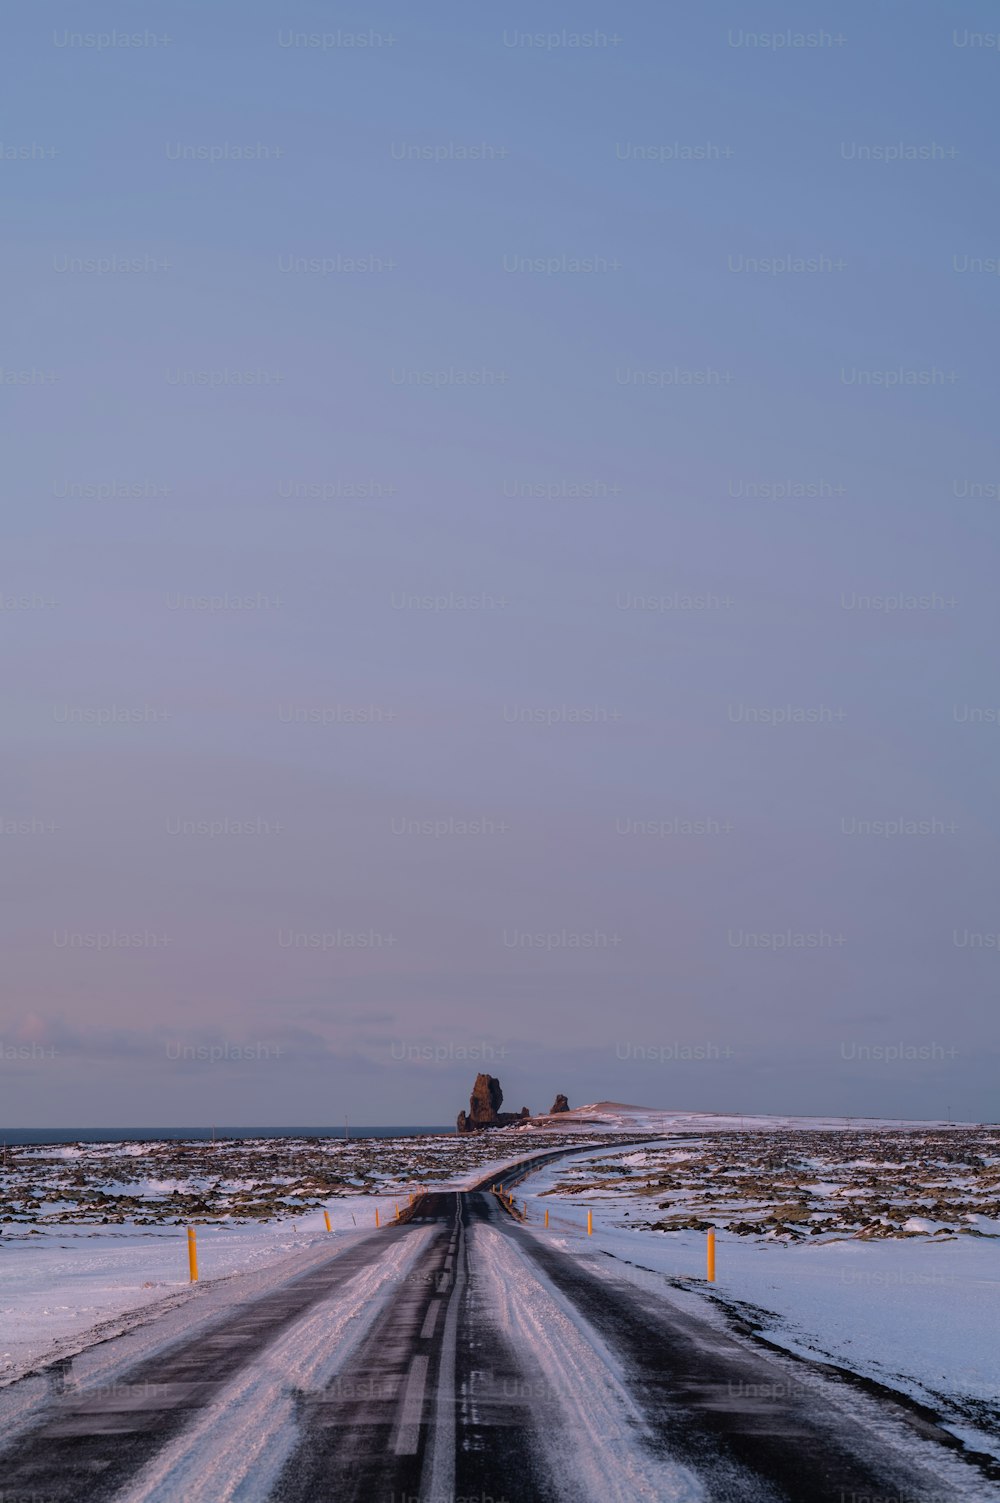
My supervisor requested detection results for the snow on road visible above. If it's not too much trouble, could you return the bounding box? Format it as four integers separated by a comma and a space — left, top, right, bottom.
517, 1141, 1000, 1462
470, 1220, 704, 1503
0, 1213, 422, 1453
0, 1196, 406, 1388
5, 1123, 997, 1500
116, 1227, 435, 1503
0, 1143, 606, 1390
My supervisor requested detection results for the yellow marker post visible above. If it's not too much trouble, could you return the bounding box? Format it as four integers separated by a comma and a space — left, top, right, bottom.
707, 1229, 716, 1283
544, 1208, 549, 1229
187, 1227, 198, 1283
587, 1210, 593, 1236
375, 1208, 380, 1228
395, 1202, 399, 1220
324, 1210, 331, 1232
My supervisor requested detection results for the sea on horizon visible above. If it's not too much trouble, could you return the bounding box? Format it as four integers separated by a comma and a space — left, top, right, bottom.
0, 1126, 455, 1147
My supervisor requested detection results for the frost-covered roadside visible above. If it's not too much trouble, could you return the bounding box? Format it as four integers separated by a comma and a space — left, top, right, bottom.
517, 1143, 1000, 1461
0, 1194, 405, 1388
0, 1137, 598, 1392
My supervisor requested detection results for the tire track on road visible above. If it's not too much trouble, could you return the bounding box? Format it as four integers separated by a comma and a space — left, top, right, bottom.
0, 1222, 417, 1502
117, 1228, 435, 1503
0, 1143, 636, 1503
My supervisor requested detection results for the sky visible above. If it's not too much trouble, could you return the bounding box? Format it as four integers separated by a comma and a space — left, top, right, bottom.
3, 1, 999, 1127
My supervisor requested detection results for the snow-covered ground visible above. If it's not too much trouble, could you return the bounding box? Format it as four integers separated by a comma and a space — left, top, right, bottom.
533, 1100, 979, 1133
0, 1197, 402, 1386
4, 1114, 997, 1475
0, 1132, 603, 1386
516, 1134, 1000, 1460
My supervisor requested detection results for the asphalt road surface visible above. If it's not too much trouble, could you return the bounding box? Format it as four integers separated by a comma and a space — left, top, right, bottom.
0, 1150, 994, 1503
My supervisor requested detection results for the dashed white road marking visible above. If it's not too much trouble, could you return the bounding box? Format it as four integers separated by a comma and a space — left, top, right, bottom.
420, 1201, 463, 1503
420, 1301, 441, 1340
393, 1354, 429, 1455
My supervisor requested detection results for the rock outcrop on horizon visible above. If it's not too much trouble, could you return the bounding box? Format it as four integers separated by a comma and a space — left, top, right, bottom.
549, 1094, 570, 1114
470, 1072, 503, 1126
455, 1074, 531, 1132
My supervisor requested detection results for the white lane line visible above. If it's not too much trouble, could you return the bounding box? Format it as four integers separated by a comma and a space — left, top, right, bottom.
420, 1202, 462, 1503
392, 1354, 429, 1455
420, 1301, 441, 1341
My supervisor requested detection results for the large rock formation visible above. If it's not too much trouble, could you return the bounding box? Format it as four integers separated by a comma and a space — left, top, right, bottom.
470, 1071, 503, 1126
456, 1074, 531, 1132
549, 1094, 570, 1114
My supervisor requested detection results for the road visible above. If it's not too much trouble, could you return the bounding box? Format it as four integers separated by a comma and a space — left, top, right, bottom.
0, 1150, 994, 1503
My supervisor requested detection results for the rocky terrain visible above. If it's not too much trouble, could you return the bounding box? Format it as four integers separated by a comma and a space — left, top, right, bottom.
535, 1127, 1000, 1240
7, 1120, 992, 1242
0, 1128, 607, 1227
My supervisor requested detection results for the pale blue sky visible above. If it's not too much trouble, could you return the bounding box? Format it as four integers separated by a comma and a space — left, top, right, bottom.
3, 1, 999, 1125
